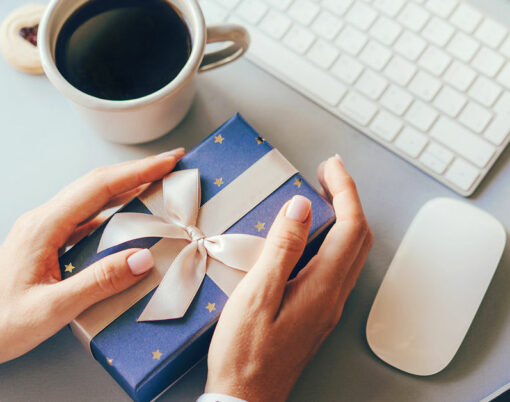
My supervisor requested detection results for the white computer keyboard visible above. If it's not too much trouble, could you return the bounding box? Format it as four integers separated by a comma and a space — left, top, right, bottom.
199, 0, 510, 196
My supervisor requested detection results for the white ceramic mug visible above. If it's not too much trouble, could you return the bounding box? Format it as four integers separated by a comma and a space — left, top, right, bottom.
38, 0, 249, 144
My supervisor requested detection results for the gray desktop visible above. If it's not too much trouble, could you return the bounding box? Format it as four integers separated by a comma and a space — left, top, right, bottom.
0, 0, 510, 401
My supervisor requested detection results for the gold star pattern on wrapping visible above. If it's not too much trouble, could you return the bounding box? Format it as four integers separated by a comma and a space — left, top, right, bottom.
214, 134, 224, 144
152, 349, 162, 360
293, 178, 302, 188
255, 221, 265, 232
214, 177, 224, 187
205, 302, 216, 313
64, 263, 75, 273
106, 358, 114, 366
255, 136, 264, 144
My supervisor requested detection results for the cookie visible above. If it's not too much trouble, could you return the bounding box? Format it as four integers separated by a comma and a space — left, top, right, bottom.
0, 4, 46, 74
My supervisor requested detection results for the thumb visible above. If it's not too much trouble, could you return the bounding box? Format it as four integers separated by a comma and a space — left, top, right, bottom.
247, 195, 312, 306
55, 248, 154, 318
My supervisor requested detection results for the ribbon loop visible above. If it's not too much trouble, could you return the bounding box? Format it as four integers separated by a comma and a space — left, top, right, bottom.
98, 169, 265, 321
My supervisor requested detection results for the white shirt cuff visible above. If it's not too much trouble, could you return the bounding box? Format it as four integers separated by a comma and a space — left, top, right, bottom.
197, 393, 247, 402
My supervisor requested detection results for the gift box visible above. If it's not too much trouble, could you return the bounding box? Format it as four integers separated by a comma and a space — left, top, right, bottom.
60, 114, 335, 401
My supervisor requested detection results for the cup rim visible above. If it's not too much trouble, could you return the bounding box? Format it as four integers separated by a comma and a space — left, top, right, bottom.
38, 0, 205, 111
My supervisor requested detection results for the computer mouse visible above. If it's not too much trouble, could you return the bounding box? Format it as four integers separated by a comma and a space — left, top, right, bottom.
366, 197, 506, 376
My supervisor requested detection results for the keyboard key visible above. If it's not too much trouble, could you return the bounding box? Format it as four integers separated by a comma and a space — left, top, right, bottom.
443, 61, 476, 91
474, 18, 507, 48
339, 91, 378, 125
249, 27, 347, 106
356, 70, 388, 100
373, 0, 405, 17
331, 54, 364, 84
370, 111, 403, 141
418, 46, 451, 76
394, 31, 427, 61
384, 55, 416, 86
369, 16, 402, 46
336, 26, 368, 55
425, 0, 458, 19
494, 91, 510, 113
450, 3, 482, 33
497, 64, 510, 90
259, 11, 292, 39
422, 17, 455, 47
395, 127, 428, 157
419, 151, 449, 174
380, 85, 413, 115
468, 76, 502, 107
426, 142, 455, 164
408, 71, 442, 101
322, 0, 353, 16
471, 47, 504, 78
307, 39, 339, 69
430, 117, 495, 167
311, 11, 343, 40
397, 3, 430, 32
237, 0, 268, 24
288, 0, 320, 26
216, 0, 240, 10
433, 86, 466, 117
458, 102, 493, 134
499, 36, 510, 58
405, 100, 438, 131
420, 142, 454, 173
200, 0, 228, 24
483, 115, 510, 146
447, 32, 479, 62
265, 0, 293, 11
283, 25, 315, 54
360, 41, 392, 71
445, 158, 480, 191
345, 2, 377, 30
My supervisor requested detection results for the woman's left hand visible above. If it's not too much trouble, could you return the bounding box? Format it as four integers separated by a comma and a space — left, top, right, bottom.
0, 148, 184, 363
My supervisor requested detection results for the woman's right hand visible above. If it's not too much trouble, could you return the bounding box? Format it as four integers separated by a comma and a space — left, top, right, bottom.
206, 155, 373, 402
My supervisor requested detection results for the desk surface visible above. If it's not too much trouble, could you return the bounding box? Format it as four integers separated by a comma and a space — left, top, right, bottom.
1, 0, 510, 401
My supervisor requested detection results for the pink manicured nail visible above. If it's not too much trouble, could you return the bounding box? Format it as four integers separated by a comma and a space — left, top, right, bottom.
286, 195, 311, 223
155, 147, 185, 159
334, 153, 344, 165
128, 249, 154, 275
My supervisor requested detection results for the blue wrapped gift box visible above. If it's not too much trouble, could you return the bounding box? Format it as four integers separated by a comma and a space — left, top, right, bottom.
60, 114, 335, 401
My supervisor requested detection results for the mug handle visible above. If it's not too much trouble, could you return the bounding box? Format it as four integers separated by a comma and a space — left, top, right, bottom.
199, 25, 250, 72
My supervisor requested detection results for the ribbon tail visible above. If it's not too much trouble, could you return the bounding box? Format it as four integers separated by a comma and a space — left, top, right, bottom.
137, 241, 207, 321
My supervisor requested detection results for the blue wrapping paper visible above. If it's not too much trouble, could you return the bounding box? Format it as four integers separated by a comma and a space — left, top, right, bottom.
60, 114, 335, 401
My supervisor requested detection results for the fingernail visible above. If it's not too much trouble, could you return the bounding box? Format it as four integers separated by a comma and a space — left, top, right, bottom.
155, 147, 185, 159
286, 195, 311, 223
128, 249, 154, 275
333, 153, 344, 165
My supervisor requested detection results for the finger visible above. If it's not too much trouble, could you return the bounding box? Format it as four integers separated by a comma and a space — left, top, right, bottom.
45, 148, 185, 245
320, 155, 365, 222
100, 183, 151, 211
245, 195, 312, 312
52, 248, 155, 319
335, 229, 373, 316
67, 214, 109, 246
306, 157, 370, 285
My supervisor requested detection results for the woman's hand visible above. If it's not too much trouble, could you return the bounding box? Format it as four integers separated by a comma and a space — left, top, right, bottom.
0, 148, 185, 363
206, 156, 373, 402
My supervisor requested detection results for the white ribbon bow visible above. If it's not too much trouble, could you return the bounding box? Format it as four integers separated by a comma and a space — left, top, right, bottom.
97, 169, 265, 321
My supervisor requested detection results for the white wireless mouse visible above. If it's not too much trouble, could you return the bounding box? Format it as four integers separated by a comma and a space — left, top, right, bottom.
366, 198, 506, 376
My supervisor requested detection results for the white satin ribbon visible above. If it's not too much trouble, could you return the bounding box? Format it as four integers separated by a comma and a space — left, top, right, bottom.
98, 169, 265, 321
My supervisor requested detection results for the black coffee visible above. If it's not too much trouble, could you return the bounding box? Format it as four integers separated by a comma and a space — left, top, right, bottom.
55, 0, 191, 100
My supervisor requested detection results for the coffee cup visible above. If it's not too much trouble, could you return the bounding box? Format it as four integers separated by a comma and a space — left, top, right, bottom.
38, 0, 249, 144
